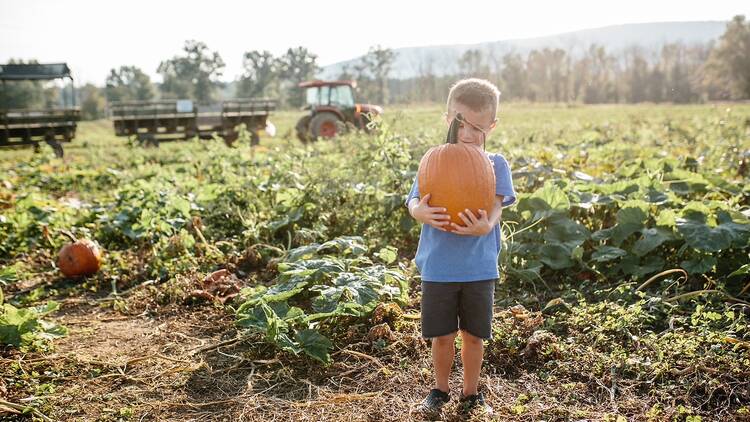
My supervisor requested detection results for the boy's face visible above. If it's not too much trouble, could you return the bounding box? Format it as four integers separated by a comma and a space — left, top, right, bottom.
445, 101, 497, 147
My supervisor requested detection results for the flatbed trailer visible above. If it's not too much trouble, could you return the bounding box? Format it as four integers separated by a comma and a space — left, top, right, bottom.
0, 63, 80, 157
110, 98, 275, 146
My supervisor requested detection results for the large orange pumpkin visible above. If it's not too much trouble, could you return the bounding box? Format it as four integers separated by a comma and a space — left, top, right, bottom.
58, 238, 102, 277
417, 114, 496, 231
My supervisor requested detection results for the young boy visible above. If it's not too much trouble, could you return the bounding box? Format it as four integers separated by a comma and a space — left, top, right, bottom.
406, 78, 516, 415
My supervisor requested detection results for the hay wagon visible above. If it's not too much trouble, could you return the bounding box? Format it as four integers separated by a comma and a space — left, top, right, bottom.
110, 98, 276, 146
0, 63, 80, 157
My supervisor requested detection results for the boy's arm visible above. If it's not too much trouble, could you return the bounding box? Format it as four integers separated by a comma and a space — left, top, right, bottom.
449, 195, 504, 236
408, 194, 451, 231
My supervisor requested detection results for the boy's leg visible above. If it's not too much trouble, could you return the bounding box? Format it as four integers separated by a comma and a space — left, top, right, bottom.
459, 330, 483, 396
457, 279, 496, 396
421, 281, 461, 394
432, 331, 457, 392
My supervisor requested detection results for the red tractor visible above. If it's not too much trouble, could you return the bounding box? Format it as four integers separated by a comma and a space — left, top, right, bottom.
295, 80, 383, 143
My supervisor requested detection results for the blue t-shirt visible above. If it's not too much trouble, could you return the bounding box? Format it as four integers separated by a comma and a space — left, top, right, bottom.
405, 152, 517, 282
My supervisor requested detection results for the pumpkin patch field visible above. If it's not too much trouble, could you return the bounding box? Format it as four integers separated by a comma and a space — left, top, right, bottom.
1, 104, 749, 421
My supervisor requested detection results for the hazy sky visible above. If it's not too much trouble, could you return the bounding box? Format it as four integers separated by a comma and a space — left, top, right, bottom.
1, 0, 748, 85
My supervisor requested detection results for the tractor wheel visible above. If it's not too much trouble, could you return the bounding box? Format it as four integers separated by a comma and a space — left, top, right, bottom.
295, 115, 312, 143
310, 112, 343, 140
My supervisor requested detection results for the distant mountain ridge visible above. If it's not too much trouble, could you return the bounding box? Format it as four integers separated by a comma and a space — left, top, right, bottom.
319, 21, 728, 80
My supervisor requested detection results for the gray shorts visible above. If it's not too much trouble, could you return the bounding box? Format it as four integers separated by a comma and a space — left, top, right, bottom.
420, 279, 496, 340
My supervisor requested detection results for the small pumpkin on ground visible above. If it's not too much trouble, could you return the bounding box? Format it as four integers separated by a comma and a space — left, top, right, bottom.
57, 231, 102, 277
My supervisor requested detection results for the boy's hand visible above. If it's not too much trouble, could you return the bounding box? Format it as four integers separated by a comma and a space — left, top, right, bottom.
450, 209, 492, 236
410, 194, 450, 231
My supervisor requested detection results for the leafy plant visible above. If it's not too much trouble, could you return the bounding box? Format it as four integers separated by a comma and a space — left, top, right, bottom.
234, 236, 407, 363
0, 300, 67, 351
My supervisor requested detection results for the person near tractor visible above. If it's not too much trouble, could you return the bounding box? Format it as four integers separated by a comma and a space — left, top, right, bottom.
405, 78, 516, 415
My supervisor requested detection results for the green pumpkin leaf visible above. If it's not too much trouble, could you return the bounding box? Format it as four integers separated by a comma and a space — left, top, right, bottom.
296, 329, 333, 364
676, 212, 734, 252
632, 227, 674, 256
311, 272, 381, 313
275, 333, 302, 355
317, 236, 367, 256
375, 246, 398, 264
518, 182, 570, 220
656, 209, 677, 227
618, 254, 664, 277
261, 278, 310, 303
728, 264, 750, 278
285, 244, 321, 262
681, 255, 717, 274
544, 217, 590, 248
616, 205, 649, 226
539, 243, 575, 269
169, 197, 192, 218
0, 263, 22, 285
716, 210, 750, 247
644, 188, 669, 205
571, 191, 614, 209
591, 246, 628, 262
38, 320, 68, 340
236, 303, 279, 331
596, 204, 650, 246
591, 227, 614, 241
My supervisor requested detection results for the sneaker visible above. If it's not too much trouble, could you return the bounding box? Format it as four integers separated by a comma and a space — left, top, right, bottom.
417, 388, 450, 413
459, 391, 493, 415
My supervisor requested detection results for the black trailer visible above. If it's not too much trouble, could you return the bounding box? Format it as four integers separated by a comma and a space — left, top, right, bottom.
0, 63, 80, 157
110, 98, 275, 147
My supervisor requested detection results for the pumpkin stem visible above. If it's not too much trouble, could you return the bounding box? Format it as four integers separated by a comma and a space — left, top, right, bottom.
59, 229, 78, 243
446, 113, 462, 144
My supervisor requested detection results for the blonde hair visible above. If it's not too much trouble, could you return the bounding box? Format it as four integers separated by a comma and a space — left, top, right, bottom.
446, 78, 501, 119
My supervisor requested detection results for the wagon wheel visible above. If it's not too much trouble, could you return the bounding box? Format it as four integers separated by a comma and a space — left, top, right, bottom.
50, 141, 64, 158
295, 115, 312, 144
45, 132, 64, 158
223, 131, 238, 147
138, 133, 159, 148
310, 112, 345, 140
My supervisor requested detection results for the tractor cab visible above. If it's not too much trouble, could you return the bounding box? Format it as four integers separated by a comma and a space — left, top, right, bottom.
295, 80, 382, 142
304, 81, 356, 110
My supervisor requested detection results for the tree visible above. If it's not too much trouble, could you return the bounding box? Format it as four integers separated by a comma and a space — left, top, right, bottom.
623, 46, 649, 102
458, 49, 489, 79
360, 45, 397, 104
659, 43, 696, 103
704, 15, 750, 99
647, 67, 666, 102
277, 47, 319, 107
499, 53, 527, 100
526, 49, 550, 101
0, 59, 45, 109
79, 83, 105, 120
158, 40, 225, 103
576, 45, 617, 103
526, 49, 569, 102
237, 50, 278, 99
105, 66, 155, 102
416, 55, 438, 103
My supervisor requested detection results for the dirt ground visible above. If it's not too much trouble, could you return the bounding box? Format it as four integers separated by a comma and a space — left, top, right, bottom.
1, 288, 688, 422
